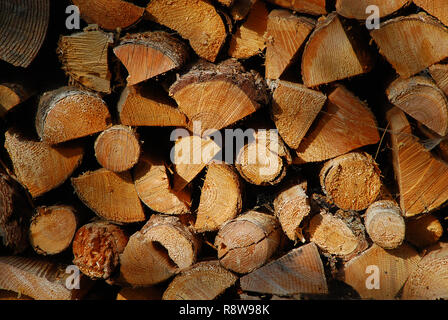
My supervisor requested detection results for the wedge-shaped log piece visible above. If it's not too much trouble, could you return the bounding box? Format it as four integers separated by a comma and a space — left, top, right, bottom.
295, 86, 380, 163
406, 215, 443, 249
336, 0, 409, 20
387, 76, 448, 136
134, 155, 191, 215
402, 243, 448, 300
0, 0, 50, 67
240, 243, 328, 295
58, 27, 113, 93
170, 60, 268, 135
228, 0, 268, 59
271, 81, 326, 149
36, 87, 112, 145
114, 31, 189, 86
429, 63, 448, 96
71, 169, 145, 224
4, 129, 84, 198
0, 83, 33, 117
371, 13, 448, 78
265, 0, 326, 15
163, 261, 238, 300
413, 0, 448, 27
146, 0, 227, 62
302, 12, 372, 87
119, 215, 200, 286
0, 256, 93, 300
215, 211, 282, 274
230, 0, 256, 21
343, 244, 421, 300
387, 107, 448, 216
265, 10, 315, 80
72, 0, 144, 31
195, 164, 242, 232
118, 85, 187, 127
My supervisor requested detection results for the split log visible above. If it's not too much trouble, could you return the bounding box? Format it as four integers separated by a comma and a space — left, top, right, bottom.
117, 84, 187, 127
172, 135, 221, 191
387, 107, 448, 216
273, 178, 310, 242
402, 243, 448, 300
71, 169, 146, 224
134, 155, 191, 215
4, 129, 84, 198
0, 173, 32, 254
114, 31, 189, 86
228, 0, 268, 59
94, 125, 141, 172
72, 221, 128, 279
271, 80, 326, 149
195, 164, 242, 232
406, 215, 443, 249
413, 0, 448, 27
236, 129, 291, 186
371, 13, 448, 78
365, 200, 405, 250
146, 0, 227, 62
0, 0, 50, 67
320, 152, 382, 211
265, 0, 326, 15
0, 256, 93, 300
162, 261, 238, 300
306, 209, 368, 261
387, 76, 448, 136
29, 205, 78, 255
72, 0, 144, 31
342, 244, 421, 300
119, 214, 200, 286
429, 63, 448, 96
295, 86, 380, 163
117, 287, 163, 300
336, 0, 409, 20
215, 211, 282, 274
265, 10, 315, 80
302, 12, 372, 87
57, 26, 113, 94
169, 59, 268, 135
240, 243, 328, 295
230, 0, 256, 21
0, 83, 33, 117
36, 87, 112, 145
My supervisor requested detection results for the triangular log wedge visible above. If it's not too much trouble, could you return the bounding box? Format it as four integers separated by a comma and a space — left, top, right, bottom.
0, 83, 33, 117
271, 80, 326, 149
0, 256, 93, 300
118, 85, 187, 127
405, 214, 443, 249
36, 87, 112, 145
429, 63, 448, 96
387, 107, 448, 217
342, 244, 421, 300
295, 86, 380, 163
240, 243, 328, 296
301, 12, 372, 87
146, 0, 227, 62
4, 129, 84, 198
57, 27, 113, 94
387, 76, 448, 136
230, 0, 256, 21
114, 31, 189, 86
265, 0, 326, 15
71, 169, 145, 224
413, 0, 448, 27
371, 13, 448, 78
163, 261, 238, 300
265, 10, 315, 80
0, 0, 49, 67
72, 0, 144, 31
228, 0, 268, 59
336, 0, 409, 20
169, 60, 268, 135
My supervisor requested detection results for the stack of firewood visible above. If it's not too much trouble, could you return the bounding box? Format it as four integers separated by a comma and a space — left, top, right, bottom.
1, 0, 448, 300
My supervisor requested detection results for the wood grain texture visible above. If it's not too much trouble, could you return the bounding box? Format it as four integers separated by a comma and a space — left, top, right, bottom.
336, 0, 409, 19
265, 0, 326, 15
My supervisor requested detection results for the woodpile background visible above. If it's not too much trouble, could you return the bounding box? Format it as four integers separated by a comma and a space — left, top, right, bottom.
1, 0, 448, 300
